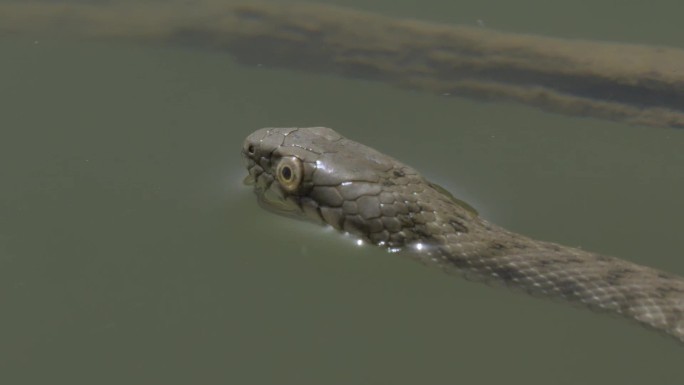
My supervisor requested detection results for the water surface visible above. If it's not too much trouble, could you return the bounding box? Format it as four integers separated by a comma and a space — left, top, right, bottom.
1, 1, 683, 384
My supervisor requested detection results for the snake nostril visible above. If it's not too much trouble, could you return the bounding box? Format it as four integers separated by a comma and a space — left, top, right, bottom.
247, 144, 255, 155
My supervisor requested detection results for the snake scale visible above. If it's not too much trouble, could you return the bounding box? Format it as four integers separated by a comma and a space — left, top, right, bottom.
242, 126, 684, 343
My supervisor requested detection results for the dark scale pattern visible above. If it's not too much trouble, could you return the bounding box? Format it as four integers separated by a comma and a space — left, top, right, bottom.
242, 126, 684, 343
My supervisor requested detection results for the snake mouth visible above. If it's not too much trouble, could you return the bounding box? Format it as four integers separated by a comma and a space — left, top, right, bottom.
242, 162, 259, 187
243, 157, 305, 219
242, 174, 256, 186
254, 180, 306, 220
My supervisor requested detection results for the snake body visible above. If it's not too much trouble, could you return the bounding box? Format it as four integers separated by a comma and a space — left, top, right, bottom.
242, 126, 684, 343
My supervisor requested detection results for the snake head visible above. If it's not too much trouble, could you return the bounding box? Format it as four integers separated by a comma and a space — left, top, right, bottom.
242, 127, 327, 221
242, 127, 409, 243
242, 127, 475, 248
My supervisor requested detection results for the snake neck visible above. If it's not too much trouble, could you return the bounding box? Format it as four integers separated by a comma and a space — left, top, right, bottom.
396, 187, 684, 343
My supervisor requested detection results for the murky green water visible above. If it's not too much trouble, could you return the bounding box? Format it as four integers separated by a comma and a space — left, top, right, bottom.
1, 1, 683, 384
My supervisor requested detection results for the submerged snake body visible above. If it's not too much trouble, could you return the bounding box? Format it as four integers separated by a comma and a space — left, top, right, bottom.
242, 126, 684, 342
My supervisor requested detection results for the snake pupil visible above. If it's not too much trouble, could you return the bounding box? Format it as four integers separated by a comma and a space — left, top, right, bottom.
276, 157, 303, 192
281, 166, 292, 180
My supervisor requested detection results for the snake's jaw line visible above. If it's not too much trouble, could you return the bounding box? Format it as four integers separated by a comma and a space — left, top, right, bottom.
242, 126, 684, 344
242, 174, 255, 186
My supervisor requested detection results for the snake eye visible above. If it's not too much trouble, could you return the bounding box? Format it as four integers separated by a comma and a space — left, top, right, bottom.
276, 156, 303, 193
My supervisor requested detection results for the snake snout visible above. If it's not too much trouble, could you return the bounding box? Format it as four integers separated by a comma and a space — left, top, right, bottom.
241, 137, 258, 160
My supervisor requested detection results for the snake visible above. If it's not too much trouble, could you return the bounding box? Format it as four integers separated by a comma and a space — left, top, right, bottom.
241, 126, 684, 343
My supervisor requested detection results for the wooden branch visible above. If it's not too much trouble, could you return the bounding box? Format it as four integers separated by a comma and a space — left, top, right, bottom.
3, 1, 684, 128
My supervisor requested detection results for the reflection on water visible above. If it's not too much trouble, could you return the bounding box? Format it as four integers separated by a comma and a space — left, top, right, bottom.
1, 1, 683, 384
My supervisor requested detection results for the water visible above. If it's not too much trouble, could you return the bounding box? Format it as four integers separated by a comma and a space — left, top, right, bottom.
1, 1, 683, 384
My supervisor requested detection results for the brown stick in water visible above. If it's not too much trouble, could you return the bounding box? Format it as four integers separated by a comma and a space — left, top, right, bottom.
3, 1, 684, 128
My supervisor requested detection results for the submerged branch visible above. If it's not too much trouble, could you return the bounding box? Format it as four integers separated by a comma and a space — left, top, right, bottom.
3, 0, 684, 128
